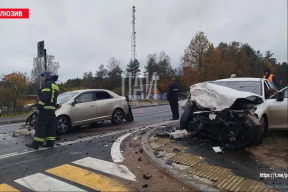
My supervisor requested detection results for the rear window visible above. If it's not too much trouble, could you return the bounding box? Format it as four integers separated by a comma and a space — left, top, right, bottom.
95, 91, 113, 100
213, 81, 261, 95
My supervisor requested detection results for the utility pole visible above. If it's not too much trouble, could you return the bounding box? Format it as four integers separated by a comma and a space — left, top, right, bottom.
131, 5, 137, 79
37, 40, 47, 88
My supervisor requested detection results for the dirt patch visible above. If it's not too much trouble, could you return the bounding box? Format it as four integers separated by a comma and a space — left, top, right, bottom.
248, 133, 288, 168
122, 136, 199, 192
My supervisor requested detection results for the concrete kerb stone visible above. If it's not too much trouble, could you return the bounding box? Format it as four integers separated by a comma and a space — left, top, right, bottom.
0, 119, 26, 126
141, 124, 220, 192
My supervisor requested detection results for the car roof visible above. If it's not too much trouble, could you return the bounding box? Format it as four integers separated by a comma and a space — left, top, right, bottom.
69, 89, 111, 93
65, 89, 120, 97
214, 78, 263, 82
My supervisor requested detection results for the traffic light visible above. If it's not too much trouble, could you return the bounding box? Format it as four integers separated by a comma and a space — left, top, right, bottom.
37, 41, 44, 58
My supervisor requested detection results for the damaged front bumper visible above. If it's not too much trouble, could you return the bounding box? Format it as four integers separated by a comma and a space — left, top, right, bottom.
180, 82, 264, 149
187, 109, 261, 148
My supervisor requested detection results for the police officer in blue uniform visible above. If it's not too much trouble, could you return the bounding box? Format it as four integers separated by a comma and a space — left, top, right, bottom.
167, 78, 179, 120
26, 71, 59, 150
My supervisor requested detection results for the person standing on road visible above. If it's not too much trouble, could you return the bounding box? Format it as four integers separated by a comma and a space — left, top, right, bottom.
26, 71, 59, 150
263, 68, 277, 86
167, 78, 179, 120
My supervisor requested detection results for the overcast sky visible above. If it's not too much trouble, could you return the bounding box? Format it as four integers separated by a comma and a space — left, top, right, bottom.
0, 0, 287, 82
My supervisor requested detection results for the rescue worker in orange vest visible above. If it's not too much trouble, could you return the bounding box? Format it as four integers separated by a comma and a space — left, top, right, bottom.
263, 68, 277, 86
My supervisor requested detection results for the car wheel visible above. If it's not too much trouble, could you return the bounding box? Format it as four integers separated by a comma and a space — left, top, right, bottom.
180, 109, 192, 130
29, 113, 37, 127
111, 109, 124, 125
252, 117, 264, 146
56, 116, 71, 135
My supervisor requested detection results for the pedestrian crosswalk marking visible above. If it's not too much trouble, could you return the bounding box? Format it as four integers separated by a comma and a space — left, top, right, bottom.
73, 157, 136, 181
46, 164, 128, 192
14, 173, 86, 191
0, 183, 19, 192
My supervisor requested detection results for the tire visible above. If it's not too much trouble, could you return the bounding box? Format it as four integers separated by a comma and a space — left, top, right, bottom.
29, 113, 37, 127
111, 109, 124, 125
252, 117, 264, 146
56, 116, 71, 135
180, 109, 192, 130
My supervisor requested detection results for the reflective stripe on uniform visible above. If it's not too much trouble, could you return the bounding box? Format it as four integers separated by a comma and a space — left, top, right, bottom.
44, 106, 55, 109
39, 101, 45, 105
46, 137, 55, 141
42, 88, 51, 92
51, 84, 59, 103
34, 137, 44, 142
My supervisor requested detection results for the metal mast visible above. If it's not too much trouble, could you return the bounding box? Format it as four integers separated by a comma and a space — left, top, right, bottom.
131, 5, 136, 63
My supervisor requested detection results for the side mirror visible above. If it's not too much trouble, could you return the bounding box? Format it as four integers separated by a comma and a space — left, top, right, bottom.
276, 92, 284, 102
72, 99, 77, 105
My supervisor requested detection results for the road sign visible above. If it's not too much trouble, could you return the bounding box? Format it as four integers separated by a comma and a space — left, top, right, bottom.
37, 41, 44, 58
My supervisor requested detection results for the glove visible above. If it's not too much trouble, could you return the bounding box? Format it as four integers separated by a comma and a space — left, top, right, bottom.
36, 110, 41, 115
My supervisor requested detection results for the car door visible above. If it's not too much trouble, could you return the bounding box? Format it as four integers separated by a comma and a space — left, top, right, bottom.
71, 92, 97, 125
266, 88, 288, 129
95, 91, 115, 118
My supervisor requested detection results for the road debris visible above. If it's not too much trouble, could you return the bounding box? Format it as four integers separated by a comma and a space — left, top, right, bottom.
143, 173, 152, 180
167, 129, 189, 139
165, 161, 173, 165
156, 151, 166, 158
138, 157, 142, 161
173, 148, 181, 153
142, 184, 149, 188
212, 146, 224, 153
12, 128, 32, 137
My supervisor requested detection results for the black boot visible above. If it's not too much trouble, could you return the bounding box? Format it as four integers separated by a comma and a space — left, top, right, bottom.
25, 143, 40, 150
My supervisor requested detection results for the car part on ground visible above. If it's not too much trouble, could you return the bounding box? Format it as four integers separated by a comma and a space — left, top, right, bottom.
124, 96, 134, 121
180, 82, 264, 149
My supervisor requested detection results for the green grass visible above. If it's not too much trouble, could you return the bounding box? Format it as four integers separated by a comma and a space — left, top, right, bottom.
1, 112, 31, 118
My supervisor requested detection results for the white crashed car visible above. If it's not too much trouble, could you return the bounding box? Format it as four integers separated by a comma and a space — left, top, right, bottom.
180, 78, 287, 148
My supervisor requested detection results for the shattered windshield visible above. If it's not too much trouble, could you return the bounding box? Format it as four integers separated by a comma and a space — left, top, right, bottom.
57, 92, 79, 104
213, 81, 261, 95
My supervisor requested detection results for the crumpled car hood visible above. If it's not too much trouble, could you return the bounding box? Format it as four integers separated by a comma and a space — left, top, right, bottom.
189, 82, 264, 111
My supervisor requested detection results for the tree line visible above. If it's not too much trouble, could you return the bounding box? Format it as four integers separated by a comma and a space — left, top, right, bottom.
0, 31, 287, 115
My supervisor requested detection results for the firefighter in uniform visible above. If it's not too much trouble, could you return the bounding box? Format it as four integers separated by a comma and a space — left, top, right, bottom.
263, 68, 277, 86
167, 78, 179, 120
26, 71, 59, 150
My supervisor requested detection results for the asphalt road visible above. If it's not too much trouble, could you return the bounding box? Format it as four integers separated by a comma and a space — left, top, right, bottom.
0, 105, 185, 191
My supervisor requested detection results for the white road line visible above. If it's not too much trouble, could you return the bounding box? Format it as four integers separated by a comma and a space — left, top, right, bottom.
0, 152, 19, 159
73, 157, 136, 181
111, 132, 133, 163
15, 173, 86, 191
0, 127, 139, 160
133, 110, 171, 117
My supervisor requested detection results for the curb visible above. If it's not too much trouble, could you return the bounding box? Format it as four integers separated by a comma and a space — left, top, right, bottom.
131, 103, 169, 109
0, 119, 25, 126
141, 125, 220, 192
